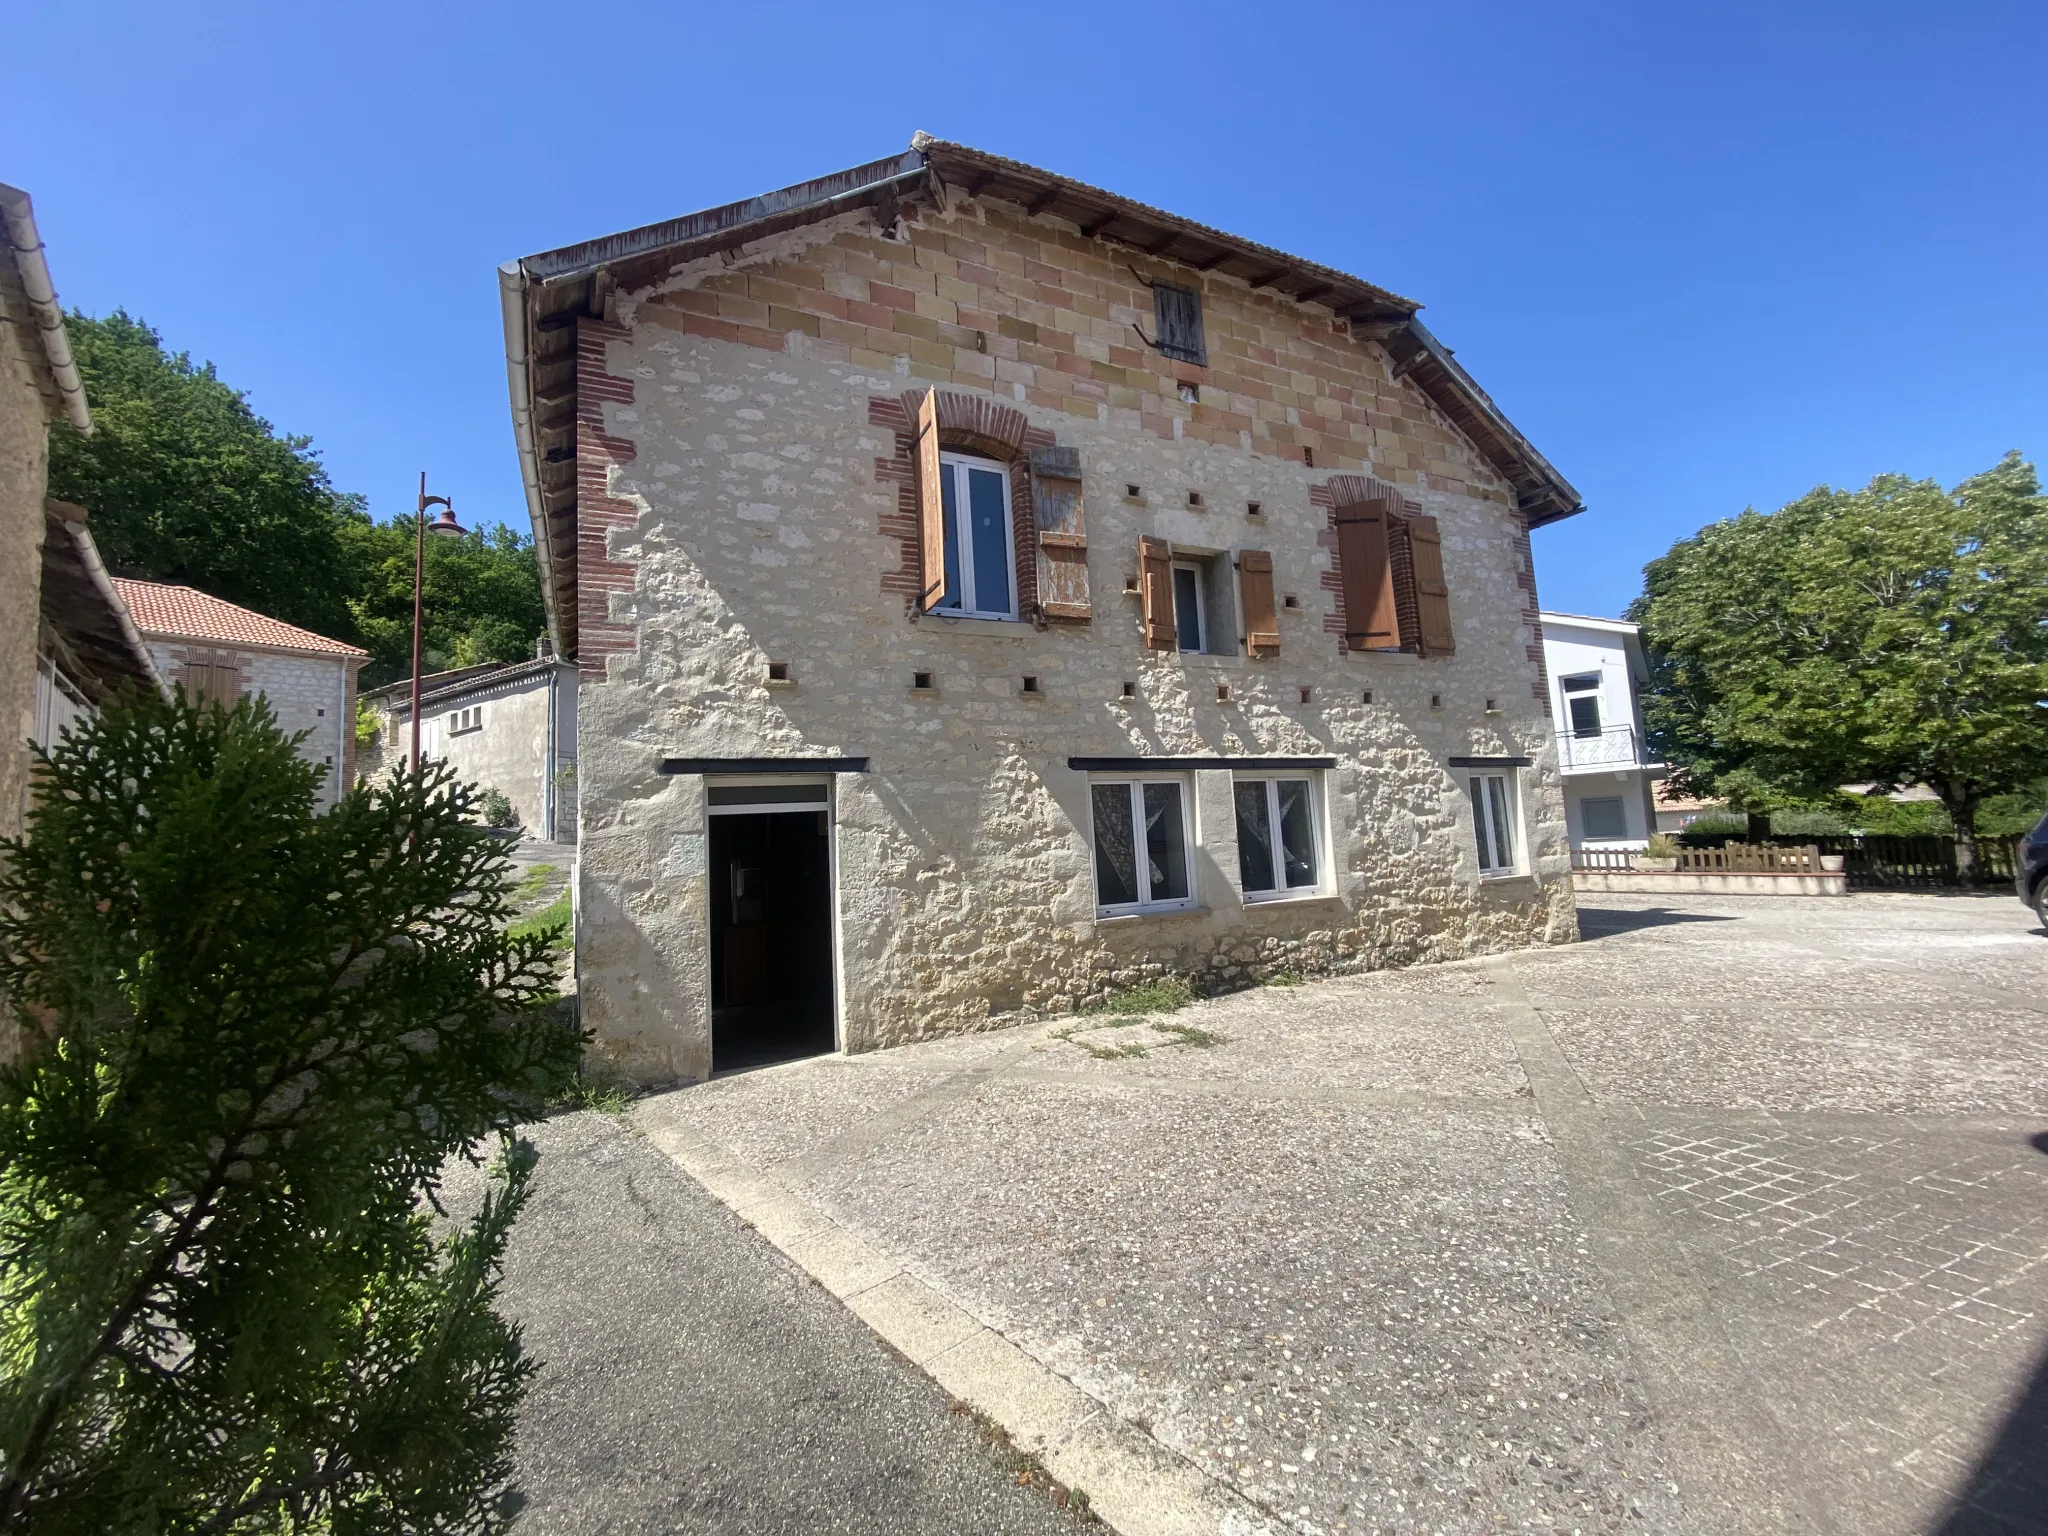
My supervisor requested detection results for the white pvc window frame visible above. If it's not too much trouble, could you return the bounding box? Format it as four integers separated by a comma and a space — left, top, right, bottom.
1233, 773, 1325, 900
1470, 772, 1522, 877
937, 451, 1018, 621
1088, 775, 1198, 917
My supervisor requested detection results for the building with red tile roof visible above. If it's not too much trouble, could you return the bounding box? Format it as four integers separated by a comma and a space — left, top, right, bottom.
113, 580, 367, 807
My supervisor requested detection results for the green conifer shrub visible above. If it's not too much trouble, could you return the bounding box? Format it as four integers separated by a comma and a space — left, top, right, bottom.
0, 693, 579, 1532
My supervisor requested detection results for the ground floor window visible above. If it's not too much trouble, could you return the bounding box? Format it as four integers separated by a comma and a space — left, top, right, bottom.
1470, 773, 1520, 875
1090, 779, 1194, 915
1578, 795, 1627, 841
1234, 776, 1320, 897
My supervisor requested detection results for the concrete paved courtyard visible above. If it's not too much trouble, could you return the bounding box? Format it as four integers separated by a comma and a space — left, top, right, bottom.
548, 891, 2047, 1534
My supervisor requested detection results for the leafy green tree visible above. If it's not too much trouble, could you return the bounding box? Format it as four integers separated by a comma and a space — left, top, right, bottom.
340, 519, 549, 688
49, 310, 547, 683
1632, 452, 2048, 879
0, 694, 578, 1532
48, 312, 364, 642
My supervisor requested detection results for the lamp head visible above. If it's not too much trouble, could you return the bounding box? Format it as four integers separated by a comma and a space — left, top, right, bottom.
427, 501, 466, 539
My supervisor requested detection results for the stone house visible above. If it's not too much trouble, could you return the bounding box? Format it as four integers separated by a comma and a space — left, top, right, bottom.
1538, 612, 1664, 850
499, 137, 1586, 1082
2, 183, 163, 837
358, 652, 579, 841
113, 580, 367, 808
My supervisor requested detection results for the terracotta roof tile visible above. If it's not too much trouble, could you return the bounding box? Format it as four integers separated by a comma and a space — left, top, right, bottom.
111, 580, 367, 658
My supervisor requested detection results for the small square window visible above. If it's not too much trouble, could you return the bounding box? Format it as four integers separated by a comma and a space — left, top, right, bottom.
1216, 683, 1231, 703
1125, 483, 1143, 501
1187, 490, 1204, 508
1282, 594, 1299, 610
1090, 779, 1195, 916
1580, 796, 1628, 841
1236, 776, 1322, 898
1302, 447, 1315, 468
1299, 686, 1313, 704
1246, 501, 1263, 518
912, 670, 934, 691
1121, 681, 1137, 699
1021, 675, 1041, 695
1362, 690, 1374, 705
767, 661, 792, 683
1430, 693, 1443, 709
1179, 382, 1200, 405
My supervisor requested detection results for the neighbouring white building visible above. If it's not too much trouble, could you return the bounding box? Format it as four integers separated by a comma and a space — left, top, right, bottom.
113, 580, 368, 809
359, 652, 579, 842
1539, 612, 1663, 850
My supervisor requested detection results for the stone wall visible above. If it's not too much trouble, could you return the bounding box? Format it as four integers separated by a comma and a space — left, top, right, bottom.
0, 315, 49, 843
570, 193, 1576, 1084
145, 641, 356, 808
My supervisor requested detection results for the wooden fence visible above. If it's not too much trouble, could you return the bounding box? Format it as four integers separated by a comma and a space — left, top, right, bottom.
1676, 831, 2021, 888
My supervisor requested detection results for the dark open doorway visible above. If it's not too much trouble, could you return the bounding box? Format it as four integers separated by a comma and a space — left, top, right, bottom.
709, 801, 835, 1072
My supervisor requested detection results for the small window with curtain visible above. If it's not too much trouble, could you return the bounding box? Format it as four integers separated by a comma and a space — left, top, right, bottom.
1579, 795, 1628, 841
1469, 773, 1520, 876
1234, 776, 1321, 899
1090, 778, 1195, 916
935, 452, 1017, 619
1151, 282, 1207, 366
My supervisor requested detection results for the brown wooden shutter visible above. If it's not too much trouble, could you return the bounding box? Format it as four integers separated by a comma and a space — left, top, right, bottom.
1030, 446, 1089, 623
913, 388, 948, 612
1238, 550, 1279, 657
1405, 510, 1455, 656
1333, 500, 1399, 649
1138, 535, 1176, 650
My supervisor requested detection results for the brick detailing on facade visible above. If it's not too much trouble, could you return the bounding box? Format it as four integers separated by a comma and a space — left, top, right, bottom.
577, 317, 642, 681
636, 197, 1514, 501
871, 390, 1056, 622
1513, 513, 1552, 713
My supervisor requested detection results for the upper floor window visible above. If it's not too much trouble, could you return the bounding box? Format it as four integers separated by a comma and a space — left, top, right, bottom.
936, 452, 1016, 620
1152, 282, 1207, 366
448, 705, 482, 735
1171, 562, 1207, 653
1470, 773, 1521, 876
1559, 672, 1601, 738
1235, 775, 1321, 898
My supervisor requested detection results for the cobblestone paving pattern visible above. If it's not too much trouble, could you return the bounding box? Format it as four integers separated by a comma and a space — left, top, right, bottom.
649, 892, 2048, 1535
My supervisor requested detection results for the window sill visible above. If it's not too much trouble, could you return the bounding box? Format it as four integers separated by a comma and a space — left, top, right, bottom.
1094, 903, 1206, 926
1242, 889, 1343, 910
1345, 649, 1422, 666
1478, 870, 1538, 886
920, 612, 1025, 630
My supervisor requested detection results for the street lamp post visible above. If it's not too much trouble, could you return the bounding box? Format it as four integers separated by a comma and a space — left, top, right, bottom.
410, 471, 467, 771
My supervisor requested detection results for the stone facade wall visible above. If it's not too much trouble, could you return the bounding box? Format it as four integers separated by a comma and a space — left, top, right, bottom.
359, 665, 578, 841
0, 318, 49, 844
145, 641, 357, 808
571, 193, 1576, 1084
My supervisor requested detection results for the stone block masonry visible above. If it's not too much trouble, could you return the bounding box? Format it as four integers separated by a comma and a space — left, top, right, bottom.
569, 190, 1574, 1084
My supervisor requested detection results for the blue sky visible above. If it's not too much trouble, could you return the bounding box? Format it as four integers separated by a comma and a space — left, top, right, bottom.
7, 0, 2041, 619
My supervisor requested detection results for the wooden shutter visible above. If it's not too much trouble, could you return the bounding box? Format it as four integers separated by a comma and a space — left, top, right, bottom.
913, 388, 948, 612
1030, 446, 1089, 623
1238, 550, 1279, 657
1138, 535, 1176, 650
1333, 499, 1399, 650
1405, 510, 1455, 656
1152, 283, 1207, 366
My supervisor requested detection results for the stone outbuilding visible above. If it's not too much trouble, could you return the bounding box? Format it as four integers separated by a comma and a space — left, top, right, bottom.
499, 137, 1587, 1083
358, 652, 579, 841
113, 580, 367, 808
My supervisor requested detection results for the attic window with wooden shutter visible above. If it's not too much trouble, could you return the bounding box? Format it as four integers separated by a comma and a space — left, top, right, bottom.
1151, 282, 1207, 366
1332, 496, 1400, 652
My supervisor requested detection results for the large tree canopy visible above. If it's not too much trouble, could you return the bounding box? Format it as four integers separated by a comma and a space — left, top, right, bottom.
1630, 452, 2048, 875
49, 311, 546, 685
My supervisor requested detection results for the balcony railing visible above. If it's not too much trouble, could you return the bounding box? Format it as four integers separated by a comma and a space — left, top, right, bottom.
1555, 723, 1653, 771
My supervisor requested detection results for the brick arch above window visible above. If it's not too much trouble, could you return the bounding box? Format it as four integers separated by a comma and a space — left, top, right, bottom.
901, 389, 1031, 462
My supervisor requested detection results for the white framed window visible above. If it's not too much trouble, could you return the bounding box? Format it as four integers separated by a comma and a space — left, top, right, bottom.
937, 452, 1017, 620
447, 705, 482, 735
1171, 561, 1206, 653
1234, 775, 1322, 898
1560, 672, 1601, 738
1470, 773, 1520, 876
1579, 795, 1628, 841
1089, 778, 1195, 915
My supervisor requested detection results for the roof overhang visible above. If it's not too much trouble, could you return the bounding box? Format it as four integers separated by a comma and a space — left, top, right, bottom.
41, 502, 165, 701
500, 137, 1583, 659
0, 182, 92, 434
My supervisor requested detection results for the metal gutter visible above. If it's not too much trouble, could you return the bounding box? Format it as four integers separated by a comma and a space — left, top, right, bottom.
498, 260, 563, 657
0, 182, 92, 434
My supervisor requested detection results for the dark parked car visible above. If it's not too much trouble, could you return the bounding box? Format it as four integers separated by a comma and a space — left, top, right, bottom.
2020, 809, 2048, 928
